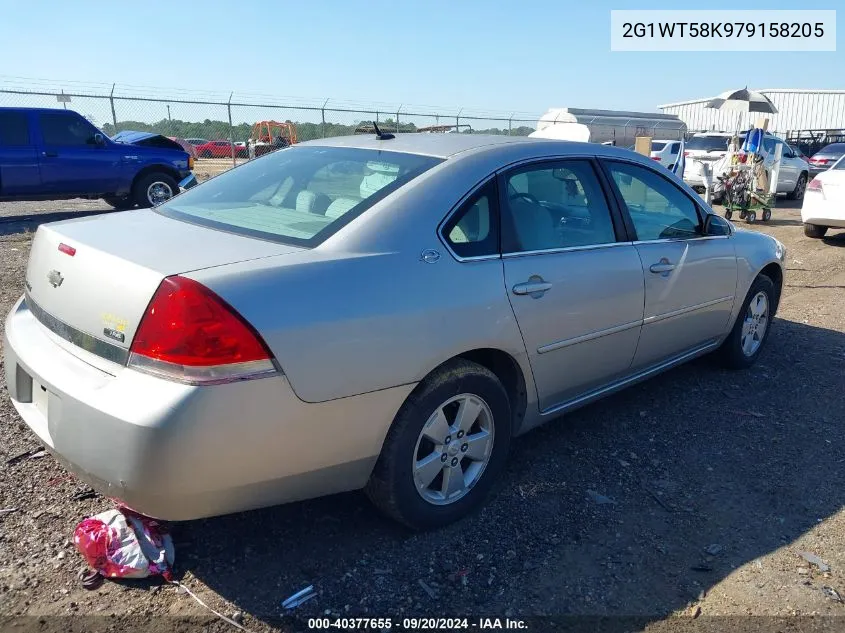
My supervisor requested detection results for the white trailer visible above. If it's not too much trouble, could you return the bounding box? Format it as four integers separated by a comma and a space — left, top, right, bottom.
530, 107, 687, 148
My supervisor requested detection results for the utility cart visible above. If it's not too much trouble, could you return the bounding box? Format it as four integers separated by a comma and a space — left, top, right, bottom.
719, 158, 775, 224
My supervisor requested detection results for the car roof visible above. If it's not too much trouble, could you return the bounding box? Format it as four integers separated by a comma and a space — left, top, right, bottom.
299, 133, 535, 158
298, 133, 654, 162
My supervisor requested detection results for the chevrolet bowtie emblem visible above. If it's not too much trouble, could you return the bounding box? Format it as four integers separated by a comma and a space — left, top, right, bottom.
47, 270, 64, 288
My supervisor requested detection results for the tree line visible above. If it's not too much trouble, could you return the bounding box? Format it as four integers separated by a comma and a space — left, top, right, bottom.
100, 118, 534, 141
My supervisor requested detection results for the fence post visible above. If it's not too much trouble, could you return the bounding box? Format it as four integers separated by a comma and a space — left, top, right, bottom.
109, 84, 117, 131
508, 112, 514, 136
227, 92, 235, 167
456, 108, 463, 133
396, 105, 402, 133
321, 98, 329, 138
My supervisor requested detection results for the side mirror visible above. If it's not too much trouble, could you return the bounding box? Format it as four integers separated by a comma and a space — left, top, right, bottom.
92, 133, 106, 146
703, 213, 731, 236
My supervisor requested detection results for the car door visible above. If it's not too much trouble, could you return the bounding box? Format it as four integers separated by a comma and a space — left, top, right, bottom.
499, 158, 645, 411
600, 159, 738, 369
37, 111, 122, 195
0, 110, 41, 196
778, 141, 805, 192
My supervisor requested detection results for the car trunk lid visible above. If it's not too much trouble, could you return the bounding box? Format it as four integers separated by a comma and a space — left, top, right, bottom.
24, 209, 303, 365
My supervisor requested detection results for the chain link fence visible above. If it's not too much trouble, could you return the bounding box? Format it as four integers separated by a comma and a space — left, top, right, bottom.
0, 84, 539, 176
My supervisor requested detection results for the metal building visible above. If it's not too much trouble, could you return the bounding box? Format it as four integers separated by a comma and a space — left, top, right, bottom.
658, 89, 845, 135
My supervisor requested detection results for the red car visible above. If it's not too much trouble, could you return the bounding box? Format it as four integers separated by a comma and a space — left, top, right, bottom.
195, 140, 240, 159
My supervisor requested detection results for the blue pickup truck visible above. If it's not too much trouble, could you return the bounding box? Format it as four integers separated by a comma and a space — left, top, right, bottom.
0, 107, 195, 209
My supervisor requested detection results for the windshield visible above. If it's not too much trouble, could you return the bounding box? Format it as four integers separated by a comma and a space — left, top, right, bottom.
157, 146, 443, 246
686, 136, 730, 152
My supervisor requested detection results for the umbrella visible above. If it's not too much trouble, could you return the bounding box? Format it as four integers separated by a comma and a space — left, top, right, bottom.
705, 88, 778, 114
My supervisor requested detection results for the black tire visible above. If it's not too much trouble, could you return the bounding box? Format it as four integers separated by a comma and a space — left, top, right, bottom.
132, 172, 178, 208
804, 223, 828, 238
724, 210, 733, 221
102, 196, 134, 210
717, 274, 776, 370
746, 211, 756, 223
365, 359, 511, 530
762, 208, 772, 222
787, 173, 808, 201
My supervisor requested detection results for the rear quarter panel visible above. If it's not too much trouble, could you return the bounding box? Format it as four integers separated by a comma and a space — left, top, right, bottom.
188, 250, 527, 404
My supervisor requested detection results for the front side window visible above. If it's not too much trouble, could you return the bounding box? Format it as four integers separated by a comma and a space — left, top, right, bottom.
441, 181, 498, 258
502, 160, 617, 253
605, 160, 701, 241
0, 112, 29, 145
157, 146, 442, 246
39, 113, 99, 146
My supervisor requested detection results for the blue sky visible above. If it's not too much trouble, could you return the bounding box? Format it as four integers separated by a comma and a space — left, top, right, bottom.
0, 0, 841, 116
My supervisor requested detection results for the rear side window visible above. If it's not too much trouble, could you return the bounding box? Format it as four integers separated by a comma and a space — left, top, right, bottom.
442, 181, 499, 258
686, 136, 730, 152
40, 113, 99, 146
0, 112, 29, 145
651, 142, 666, 151
502, 160, 617, 253
158, 146, 442, 247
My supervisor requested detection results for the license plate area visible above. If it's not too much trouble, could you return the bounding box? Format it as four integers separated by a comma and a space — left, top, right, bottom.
32, 381, 49, 418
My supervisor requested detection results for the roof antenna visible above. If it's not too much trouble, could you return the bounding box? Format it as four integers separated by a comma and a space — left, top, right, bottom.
372, 120, 395, 140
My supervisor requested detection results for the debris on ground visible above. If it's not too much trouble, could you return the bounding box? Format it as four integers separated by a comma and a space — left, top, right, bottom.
71, 489, 97, 501
822, 586, 843, 603
704, 544, 723, 556
78, 569, 104, 591
799, 551, 831, 572
28, 449, 48, 459
586, 490, 616, 505
282, 585, 317, 610
0, 507, 18, 514
691, 565, 714, 572
687, 605, 702, 618
6, 448, 42, 465
418, 579, 437, 599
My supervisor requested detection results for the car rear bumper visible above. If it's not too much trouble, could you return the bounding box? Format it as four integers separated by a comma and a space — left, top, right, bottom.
801, 193, 845, 228
3, 295, 413, 520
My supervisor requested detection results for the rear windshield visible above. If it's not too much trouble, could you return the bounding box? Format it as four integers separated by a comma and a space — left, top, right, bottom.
686, 136, 731, 152
651, 142, 666, 151
819, 143, 845, 155
157, 146, 443, 246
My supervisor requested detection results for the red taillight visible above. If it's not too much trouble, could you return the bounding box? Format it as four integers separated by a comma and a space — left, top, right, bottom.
683, 151, 690, 157
811, 158, 829, 164
58, 243, 76, 256
651, 156, 661, 160
807, 178, 824, 196
128, 276, 276, 384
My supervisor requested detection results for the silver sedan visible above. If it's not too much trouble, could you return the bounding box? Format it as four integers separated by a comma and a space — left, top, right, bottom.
3, 133, 786, 529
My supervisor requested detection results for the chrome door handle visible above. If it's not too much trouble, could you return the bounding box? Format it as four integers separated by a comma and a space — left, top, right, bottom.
512, 281, 552, 296
649, 260, 675, 274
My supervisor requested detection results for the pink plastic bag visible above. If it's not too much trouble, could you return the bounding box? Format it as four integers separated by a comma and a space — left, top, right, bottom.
74, 507, 174, 580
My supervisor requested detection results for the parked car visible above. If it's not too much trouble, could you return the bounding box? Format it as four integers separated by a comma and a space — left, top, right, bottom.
167, 136, 198, 160
185, 138, 209, 147
808, 143, 845, 176
649, 139, 681, 169
195, 140, 240, 159
0, 108, 194, 209
801, 155, 845, 238
683, 131, 808, 201
3, 134, 786, 529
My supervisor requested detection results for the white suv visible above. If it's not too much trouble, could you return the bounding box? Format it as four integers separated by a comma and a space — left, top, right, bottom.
683, 132, 809, 201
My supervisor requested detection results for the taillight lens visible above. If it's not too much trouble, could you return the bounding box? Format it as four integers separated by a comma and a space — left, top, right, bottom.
807, 178, 824, 198
128, 275, 277, 385
683, 151, 690, 157
651, 156, 662, 160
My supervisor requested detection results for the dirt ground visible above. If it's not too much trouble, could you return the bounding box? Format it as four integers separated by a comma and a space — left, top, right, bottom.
0, 196, 844, 632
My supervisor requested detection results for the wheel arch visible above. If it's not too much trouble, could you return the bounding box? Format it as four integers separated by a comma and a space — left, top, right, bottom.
760, 261, 784, 313
131, 164, 181, 191
415, 348, 531, 438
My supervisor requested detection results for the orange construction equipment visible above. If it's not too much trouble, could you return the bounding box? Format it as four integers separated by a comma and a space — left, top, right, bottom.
250, 121, 298, 155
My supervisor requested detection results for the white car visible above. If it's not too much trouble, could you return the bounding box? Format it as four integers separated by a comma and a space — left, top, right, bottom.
801, 156, 845, 238
683, 132, 809, 201
649, 140, 681, 169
